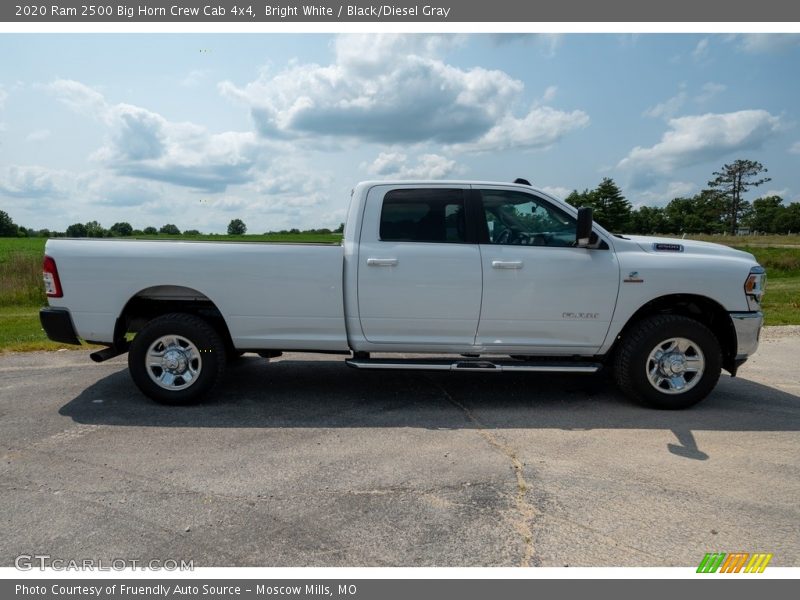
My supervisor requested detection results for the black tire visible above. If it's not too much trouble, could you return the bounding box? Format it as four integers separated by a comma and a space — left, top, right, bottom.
613, 315, 722, 409
128, 312, 226, 405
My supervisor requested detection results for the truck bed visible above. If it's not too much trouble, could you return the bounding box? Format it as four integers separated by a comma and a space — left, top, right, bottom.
45, 239, 349, 350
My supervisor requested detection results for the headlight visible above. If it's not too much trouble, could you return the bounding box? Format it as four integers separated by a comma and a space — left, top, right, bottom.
744, 266, 766, 311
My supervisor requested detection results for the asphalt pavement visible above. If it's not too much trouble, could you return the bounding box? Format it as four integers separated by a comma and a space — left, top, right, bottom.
1, 328, 799, 567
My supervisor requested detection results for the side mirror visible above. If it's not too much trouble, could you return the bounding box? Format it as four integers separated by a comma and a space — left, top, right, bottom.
576, 207, 593, 247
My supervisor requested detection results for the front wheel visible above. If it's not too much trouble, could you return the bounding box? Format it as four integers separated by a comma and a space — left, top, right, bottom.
128, 313, 226, 405
613, 315, 722, 409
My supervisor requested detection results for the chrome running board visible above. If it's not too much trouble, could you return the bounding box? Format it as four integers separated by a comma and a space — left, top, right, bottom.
345, 358, 601, 373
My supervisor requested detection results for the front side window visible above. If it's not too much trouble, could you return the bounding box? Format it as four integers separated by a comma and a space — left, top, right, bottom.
380, 189, 466, 243
480, 190, 576, 247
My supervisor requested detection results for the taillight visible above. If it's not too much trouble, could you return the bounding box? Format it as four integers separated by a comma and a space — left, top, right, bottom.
43, 255, 63, 298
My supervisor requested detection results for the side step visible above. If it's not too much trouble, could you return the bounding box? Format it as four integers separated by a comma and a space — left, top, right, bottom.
345, 358, 601, 373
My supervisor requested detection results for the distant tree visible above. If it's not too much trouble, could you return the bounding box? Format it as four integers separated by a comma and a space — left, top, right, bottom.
784, 203, 800, 234
17, 227, 29, 237
38, 228, 51, 238
663, 191, 726, 234
629, 205, 668, 234
0, 210, 18, 237
159, 224, 181, 235
593, 178, 632, 232
566, 178, 631, 232
564, 189, 592, 209
289, 228, 300, 234
131, 229, 144, 236
708, 159, 771, 235
66, 223, 88, 237
227, 218, 247, 236
85, 221, 107, 238
143, 226, 158, 235
183, 229, 201, 236
109, 222, 133, 237
334, 222, 345, 234
746, 196, 784, 234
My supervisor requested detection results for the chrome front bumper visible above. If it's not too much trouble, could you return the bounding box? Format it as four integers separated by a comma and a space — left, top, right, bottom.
730, 311, 763, 359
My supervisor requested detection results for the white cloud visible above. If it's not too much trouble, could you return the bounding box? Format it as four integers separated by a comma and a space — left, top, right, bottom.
364, 152, 459, 180
695, 82, 726, 104
76, 172, 164, 207
645, 82, 727, 120
451, 106, 589, 153
0, 165, 66, 198
760, 188, 789, 199
48, 79, 106, 116
221, 34, 586, 152
0, 87, 8, 109
25, 129, 51, 142
48, 79, 261, 192
180, 69, 208, 87
692, 38, 710, 62
633, 181, 697, 208
736, 34, 800, 54
790, 141, 800, 154
539, 186, 572, 199
618, 110, 782, 186
539, 85, 558, 104
644, 88, 687, 119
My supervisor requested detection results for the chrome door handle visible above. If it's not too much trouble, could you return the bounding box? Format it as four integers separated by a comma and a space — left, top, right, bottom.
492, 260, 523, 269
367, 258, 398, 267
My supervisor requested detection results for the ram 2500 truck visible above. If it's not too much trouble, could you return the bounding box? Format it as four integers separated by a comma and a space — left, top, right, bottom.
39, 180, 765, 409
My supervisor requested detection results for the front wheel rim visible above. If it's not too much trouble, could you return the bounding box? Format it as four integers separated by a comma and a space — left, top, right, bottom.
145, 335, 202, 391
645, 337, 705, 395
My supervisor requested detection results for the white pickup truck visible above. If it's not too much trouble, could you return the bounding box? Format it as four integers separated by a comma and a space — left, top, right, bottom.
40, 180, 765, 409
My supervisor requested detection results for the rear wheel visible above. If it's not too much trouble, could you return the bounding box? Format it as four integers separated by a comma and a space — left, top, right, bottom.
613, 315, 721, 409
128, 313, 226, 405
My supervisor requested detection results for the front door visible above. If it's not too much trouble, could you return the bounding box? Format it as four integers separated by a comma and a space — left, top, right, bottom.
475, 187, 620, 352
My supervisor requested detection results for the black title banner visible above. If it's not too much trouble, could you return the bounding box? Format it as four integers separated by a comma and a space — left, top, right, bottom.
3, 0, 800, 22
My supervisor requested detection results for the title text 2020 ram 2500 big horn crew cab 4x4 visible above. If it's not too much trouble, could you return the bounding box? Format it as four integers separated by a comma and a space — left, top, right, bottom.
39, 180, 765, 409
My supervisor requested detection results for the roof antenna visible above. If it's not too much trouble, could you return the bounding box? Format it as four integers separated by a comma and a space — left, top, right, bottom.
514, 178, 531, 185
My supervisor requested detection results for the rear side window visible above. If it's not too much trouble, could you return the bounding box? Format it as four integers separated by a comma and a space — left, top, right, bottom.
379, 189, 466, 243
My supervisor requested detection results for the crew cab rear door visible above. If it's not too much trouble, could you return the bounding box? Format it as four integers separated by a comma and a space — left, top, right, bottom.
356, 184, 482, 345
474, 186, 620, 352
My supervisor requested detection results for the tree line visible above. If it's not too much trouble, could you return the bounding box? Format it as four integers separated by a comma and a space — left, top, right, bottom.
0, 212, 346, 238
566, 160, 799, 235
2, 159, 797, 238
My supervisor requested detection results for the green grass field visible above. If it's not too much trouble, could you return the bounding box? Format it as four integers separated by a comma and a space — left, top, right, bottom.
0, 234, 798, 352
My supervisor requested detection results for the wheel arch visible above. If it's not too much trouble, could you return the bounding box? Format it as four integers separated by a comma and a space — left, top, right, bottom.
114, 285, 235, 352
610, 293, 738, 374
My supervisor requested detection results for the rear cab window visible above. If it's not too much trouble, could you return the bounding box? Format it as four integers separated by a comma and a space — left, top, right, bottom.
379, 189, 467, 243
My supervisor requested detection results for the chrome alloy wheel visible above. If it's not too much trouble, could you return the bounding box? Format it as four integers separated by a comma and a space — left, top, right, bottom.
145, 335, 202, 391
645, 337, 705, 395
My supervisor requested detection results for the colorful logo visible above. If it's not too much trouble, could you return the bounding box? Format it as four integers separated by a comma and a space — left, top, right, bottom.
697, 552, 773, 573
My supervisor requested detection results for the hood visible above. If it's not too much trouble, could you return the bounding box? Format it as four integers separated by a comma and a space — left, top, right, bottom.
623, 235, 757, 263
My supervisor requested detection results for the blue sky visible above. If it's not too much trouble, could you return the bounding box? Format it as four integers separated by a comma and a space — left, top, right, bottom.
1, 33, 799, 233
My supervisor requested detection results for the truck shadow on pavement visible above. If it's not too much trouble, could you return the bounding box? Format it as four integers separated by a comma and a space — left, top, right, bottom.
60, 357, 800, 458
